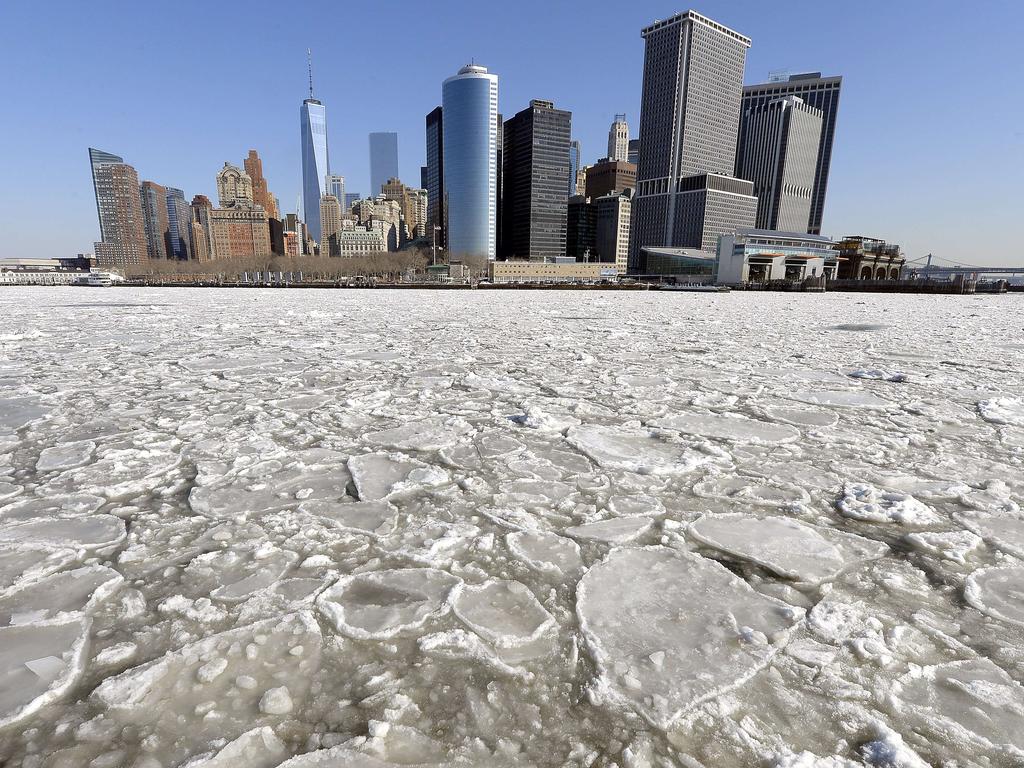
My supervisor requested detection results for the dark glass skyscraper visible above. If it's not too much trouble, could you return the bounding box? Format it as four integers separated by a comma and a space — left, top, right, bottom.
165, 187, 192, 260
369, 132, 399, 196
500, 99, 572, 261
568, 139, 581, 196
425, 107, 444, 247
737, 73, 842, 235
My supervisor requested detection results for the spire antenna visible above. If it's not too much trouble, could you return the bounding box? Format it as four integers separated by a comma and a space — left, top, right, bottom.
307, 48, 314, 99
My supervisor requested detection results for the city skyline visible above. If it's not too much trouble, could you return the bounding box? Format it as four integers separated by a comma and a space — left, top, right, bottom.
1, 0, 1021, 266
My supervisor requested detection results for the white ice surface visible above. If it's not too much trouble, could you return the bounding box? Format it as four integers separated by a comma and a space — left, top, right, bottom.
2, 288, 1023, 767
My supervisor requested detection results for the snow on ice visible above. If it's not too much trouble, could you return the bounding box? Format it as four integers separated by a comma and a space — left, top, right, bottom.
0, 287, 1023, 766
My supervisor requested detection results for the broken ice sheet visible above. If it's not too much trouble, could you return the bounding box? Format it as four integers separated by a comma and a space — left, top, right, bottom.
565, 424, 715, 475
653, 411, 800, 445
964, 565, 1024, 627
347, 452, 450, 501
834, 482, 940, 526
577, 546, 802, 728
0, 565, 122, 625
688, 513, 888, 584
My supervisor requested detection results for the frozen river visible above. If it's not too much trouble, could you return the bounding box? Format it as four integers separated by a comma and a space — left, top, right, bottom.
1, 286, 1023, 767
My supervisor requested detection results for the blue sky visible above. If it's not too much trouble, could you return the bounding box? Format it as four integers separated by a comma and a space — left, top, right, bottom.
1, 0, 1021, 266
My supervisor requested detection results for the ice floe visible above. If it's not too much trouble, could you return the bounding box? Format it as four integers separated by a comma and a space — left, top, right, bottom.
964, 565, 1024, 627
654, 411, 800, 445
834, 483, 940, 525
577, 546, 802, 728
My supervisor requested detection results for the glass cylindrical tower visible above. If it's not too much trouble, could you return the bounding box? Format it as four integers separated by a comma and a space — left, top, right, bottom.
442, 64, 498, 264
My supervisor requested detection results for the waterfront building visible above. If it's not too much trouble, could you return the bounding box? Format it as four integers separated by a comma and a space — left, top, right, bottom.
245, 149, 279, 219
594, 189, 632, 274
716, 228, 838, 284
608, 115, 629, 162
209, 162, 270, 258
90, 150, 149, 270
835, 235, 905, 280
301, 91, 329, 243
568, 139, 582, 197
738, 73, 842, 234
425, 106, 444, 246
166, 187, 192, 260
737, 96, 822, 232
584, 158, 637, 200
381, 177, 423, 241
501, 99, 571, 261
442, 64, 499, 264
488, 260, 618, 284
629, 11, 752, 272
191, 220, 210, 262
566, 195, 596, 261
140, 181, 170, 260
320, 194, 343, 243
369, 132, 399, 196
641, 246, 717, 277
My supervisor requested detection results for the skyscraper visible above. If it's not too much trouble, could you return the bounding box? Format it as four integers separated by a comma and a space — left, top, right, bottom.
737, 96, 822, 232
425, 106, 444, 247
607, 115, 629, 162
300, 53, 329, 244
326, 174, 345, 206
140, 181, 170, 260
369, 132, 399, 196
320, 194, 343, 250
585, 159, 637, 200
501, 99, 572, 261
244, 149, 279, 219
568, 139, 582, 197
89, 148, 148, 270
442, 64, 498, 264
627, 139, 639, 165
166, 187, 192, 260
737, 72, 842, 234
629, 11, 753, 271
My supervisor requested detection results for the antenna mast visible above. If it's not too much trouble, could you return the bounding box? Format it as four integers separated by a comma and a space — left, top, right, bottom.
307, 49, 314, 99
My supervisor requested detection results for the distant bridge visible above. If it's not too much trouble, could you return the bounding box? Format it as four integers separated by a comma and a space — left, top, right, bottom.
903, 254, 1024, 279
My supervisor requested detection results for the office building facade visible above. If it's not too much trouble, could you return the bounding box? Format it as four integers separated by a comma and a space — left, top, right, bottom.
442, 64, 499, 264
140, 181, 170, 260
326, 174, 345, 209
369, 132, 399, 196
608, 115, 629, 162
89, 148, 149, 270
594, 190, 632, 274
244, 149, 279, 219
425, 106, 444, 246
166, 187, 192, 260
737, 96, 822, 232
566, 195, 596, 261
501, 99, 572, 261
629, 11, 751, 271
301, 97, 329, 243
585, 159, 637, 200
673, 173, 757, 253
738, 72, 842, 234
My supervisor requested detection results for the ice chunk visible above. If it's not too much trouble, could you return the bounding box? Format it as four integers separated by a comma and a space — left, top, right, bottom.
0, 397, 47, 431
316, 568, 461, 639
0, 565, 123, 625
694, 475, 810, 507
790, 390, 891, 409
565, 425, 712, 475
452, 580, 555, 650
0, 618, 89, 729
566, 517, 653, 544
188, 726, 288, 768
688, 514, 888, 583
0, 546, 77, 589
35, 440, 96, 472
506, 531, 582, 577
347, 452, 449, 501
0, 515, 126, 549
964, 566, 1024, 627
835, 483, 940, 525
903, 530, 982, 564
93, 612, 321, 740
960, 514, 1024, 558
576, 546, 802, 728
259, 685, 293, 714
654, 412, 800, 445
299, 499, 398, 536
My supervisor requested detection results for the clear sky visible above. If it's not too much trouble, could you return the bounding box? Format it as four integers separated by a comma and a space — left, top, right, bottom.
1, 0, 1021, 266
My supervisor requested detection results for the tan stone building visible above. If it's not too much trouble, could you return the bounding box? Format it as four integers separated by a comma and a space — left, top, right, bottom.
208, 163, 271, 258
191, 220, 210, 262
488, 260, 618, 284
320, 194, 343, 244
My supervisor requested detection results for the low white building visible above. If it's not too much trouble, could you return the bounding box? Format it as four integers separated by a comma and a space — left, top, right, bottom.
716, 228, 838, 285
0, 257, 93, 285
